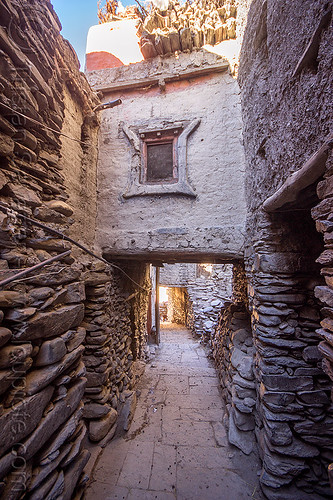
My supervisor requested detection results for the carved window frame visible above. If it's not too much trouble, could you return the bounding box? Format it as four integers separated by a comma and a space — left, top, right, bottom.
122, 119, 200, 199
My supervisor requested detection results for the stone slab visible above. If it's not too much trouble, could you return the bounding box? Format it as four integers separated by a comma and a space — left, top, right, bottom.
0, 386, 53, 455
16, 304, 85, 341
20, 378, 86, 461
25, 345, 84, 395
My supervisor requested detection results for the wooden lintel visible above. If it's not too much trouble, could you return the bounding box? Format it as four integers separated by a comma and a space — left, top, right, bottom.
103, 249, 241, 264
93, 62, 229, 94
263, 136, 333, 213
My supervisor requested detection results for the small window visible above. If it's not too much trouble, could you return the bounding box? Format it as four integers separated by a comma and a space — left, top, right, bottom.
141, 129, 180, 185
122, 120, 199, 199
146, 142, 174, 182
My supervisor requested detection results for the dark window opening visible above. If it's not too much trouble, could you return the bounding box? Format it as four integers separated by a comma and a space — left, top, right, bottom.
140, 128, 181, 185
147, 142, 174, 182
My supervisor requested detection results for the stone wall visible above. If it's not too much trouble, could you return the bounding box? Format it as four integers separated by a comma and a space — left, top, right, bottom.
0, 1, 150, 497
167, 286, 187, 324
312, 143, 333, 487
160, 263, 232, 341
123, 262, 151, 361
0, 1, 100, 497
212, 260, 256, 456
83, 263, 128, 443
213, 302, 255, 455
81, 260, 150, 442
239, 0, 333, 497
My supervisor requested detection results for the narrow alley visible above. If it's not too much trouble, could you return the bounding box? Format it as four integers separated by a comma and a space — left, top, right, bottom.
0, 1, 332, 499
85, 324, 263, 500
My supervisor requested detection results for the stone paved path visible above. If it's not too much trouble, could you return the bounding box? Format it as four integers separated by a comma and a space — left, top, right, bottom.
85, 324, 263, 500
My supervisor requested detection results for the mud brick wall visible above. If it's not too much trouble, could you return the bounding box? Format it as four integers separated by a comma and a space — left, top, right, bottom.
0, 0, 100, 497
239, 0, 333, 497
88, 49, 247, 264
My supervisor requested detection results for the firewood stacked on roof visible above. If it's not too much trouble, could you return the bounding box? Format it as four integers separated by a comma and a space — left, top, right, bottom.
138, 0, 237, 59
98, 0, 237, 59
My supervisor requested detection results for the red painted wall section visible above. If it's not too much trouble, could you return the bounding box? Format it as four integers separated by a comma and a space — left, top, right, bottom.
104, 73, 216, 99
86, 51, 124, 71
85, 20, 143, 72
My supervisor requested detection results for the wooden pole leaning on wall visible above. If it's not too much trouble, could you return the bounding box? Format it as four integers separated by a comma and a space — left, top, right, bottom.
263, 135, 333, 213
0, 250, 71, 288
155, 266, 160, 345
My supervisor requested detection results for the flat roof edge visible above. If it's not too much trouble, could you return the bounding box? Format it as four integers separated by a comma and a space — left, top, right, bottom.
90, 60, 229, 93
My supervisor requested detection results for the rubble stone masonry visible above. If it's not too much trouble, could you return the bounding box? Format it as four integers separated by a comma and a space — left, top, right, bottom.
239, 0, 333, 498
159, 262, 233, 341
0, 1, 150, 498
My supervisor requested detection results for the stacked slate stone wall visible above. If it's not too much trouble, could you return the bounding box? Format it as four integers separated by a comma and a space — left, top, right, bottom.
312, 151, 333, 486
246, 217, 332, 499
82, 263, 131, 443
312, 156, 333, 385
0, 265, 89, 500
239, 0, 333, 497
213, 302, 255, 455
0, 0, 101, 497
232, 261, 248, 305
212, 261, 256, 456
184, 289, 195, 333
120, 263, 151, 361
0, 0, 151, 497
167, 286, 187, 325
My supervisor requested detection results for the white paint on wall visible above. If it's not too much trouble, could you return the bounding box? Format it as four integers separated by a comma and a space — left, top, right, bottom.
88, 51, 247, 261
86, 20, 143, 65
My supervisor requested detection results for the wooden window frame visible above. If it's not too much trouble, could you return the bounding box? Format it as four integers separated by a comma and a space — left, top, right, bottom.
122, 119, 200, 199
142, 135, 179, 185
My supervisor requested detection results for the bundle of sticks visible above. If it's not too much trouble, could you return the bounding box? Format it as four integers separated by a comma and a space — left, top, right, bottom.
98, 0, 237, 58
138, 0, 237, 58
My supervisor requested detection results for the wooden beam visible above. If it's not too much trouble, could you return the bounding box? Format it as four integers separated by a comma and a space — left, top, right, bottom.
155, 266, 160, 345
0, 250, 71, 288
263, 136, 333, 213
